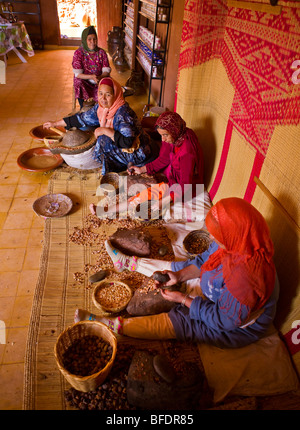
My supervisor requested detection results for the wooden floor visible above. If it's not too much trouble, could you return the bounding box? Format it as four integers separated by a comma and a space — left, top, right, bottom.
0, 48, 146, 410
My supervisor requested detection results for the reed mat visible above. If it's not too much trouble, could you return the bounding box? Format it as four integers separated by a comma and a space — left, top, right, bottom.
23, 168, 207, 410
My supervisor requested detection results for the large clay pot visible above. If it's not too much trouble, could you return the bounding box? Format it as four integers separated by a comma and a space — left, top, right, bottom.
107, 26, 124, 56
113, 47, 129, 73
125, 70, 145, 96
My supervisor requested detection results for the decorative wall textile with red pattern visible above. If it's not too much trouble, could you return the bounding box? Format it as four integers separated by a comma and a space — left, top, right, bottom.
177, 0, 300, 200
176, 1, 300, 359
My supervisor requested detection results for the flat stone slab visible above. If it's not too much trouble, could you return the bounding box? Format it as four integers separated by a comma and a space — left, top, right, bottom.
126, 350, 204, 410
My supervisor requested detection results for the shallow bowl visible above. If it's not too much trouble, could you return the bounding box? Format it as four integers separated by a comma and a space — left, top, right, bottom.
29, 125, 65, 141
17, 147, 63, 172
32, 193, 73, 218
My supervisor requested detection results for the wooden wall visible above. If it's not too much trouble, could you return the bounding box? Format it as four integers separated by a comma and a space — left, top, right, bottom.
39, 0, 122, 48
162, 0, 184, 110
39, 0, 60, 46
96, 0, 122, 49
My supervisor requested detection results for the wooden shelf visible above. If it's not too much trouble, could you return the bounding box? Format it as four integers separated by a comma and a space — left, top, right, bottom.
122, 0, 171, 105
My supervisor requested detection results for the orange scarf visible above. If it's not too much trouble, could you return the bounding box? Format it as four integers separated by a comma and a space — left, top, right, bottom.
97, 77, 126, 128
202, 197, 275, 311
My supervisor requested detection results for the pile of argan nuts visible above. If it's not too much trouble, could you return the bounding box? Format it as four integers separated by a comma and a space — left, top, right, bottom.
64, 343, 137, 410
69, 225, 102, 247
62, 335, 113, 377
63, 341, 203, 411
69, 213, 175, 294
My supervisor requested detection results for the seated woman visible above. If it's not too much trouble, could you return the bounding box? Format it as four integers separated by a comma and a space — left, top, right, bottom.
75, 197, 279, 349
72, 26, 111, 109
43, 77, 153, 174
90, 111, 211, 221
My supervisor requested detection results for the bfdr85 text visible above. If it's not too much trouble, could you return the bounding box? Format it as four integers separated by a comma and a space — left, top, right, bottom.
150, 415, 193, 425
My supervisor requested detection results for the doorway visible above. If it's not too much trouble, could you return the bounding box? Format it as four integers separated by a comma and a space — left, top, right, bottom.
56, 0, 97, 44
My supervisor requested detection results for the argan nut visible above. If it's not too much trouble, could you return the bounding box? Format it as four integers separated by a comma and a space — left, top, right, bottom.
89, 270, 108, 284
152, 271, 170, 283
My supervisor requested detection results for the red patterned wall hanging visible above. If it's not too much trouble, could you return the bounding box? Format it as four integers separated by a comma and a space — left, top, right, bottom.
177, 0, 300, 200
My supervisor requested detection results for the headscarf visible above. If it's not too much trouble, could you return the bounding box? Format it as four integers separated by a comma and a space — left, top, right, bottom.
97, 77, 126, 128
202, 197, 275, 312
155, 111, 204, 185
81, 26, 99, 52
155, 111, 187, 147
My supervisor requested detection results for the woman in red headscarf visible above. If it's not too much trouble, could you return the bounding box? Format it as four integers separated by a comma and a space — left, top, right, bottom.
89, 111, 209, 221
75, 197, 279, 348
129, 111, 205, 203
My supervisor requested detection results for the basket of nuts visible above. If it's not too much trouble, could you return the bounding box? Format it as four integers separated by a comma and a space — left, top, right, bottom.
99, 172, 120, 196
92, 279, 132, 314
54, 321, 117, 392
183, 229, 212, 257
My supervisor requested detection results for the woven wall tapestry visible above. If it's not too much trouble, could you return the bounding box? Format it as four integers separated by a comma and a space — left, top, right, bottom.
176, 0, 300, 200
175, 0, 300, 365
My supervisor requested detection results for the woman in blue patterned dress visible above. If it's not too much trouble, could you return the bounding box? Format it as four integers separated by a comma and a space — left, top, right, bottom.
72, 26, 111, 108
43, 77, 154, 174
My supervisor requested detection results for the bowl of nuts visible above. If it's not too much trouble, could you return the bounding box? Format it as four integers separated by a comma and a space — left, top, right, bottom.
183, 229, 212, 257
54, 321, 117, 392
92, 279, 132, 314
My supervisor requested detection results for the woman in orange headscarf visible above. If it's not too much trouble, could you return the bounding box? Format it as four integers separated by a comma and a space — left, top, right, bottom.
75, 197, 279, 348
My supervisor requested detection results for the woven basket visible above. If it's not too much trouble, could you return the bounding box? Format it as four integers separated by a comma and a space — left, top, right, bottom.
54, 321, 117, 392
92, 279, 132, 313
99, 172, 120, 195
100, 172, 119, 188
183, 229, 212, 257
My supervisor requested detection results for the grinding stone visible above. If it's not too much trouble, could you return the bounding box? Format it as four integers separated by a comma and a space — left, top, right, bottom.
152, 271, 170, 283
109, 227, 151, 257
158, 245, 168, 256
153, 354, 176, 383
88, 270, 108, 284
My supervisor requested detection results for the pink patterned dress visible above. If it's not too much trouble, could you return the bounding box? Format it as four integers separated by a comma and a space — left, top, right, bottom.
72, 47, 111, 102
